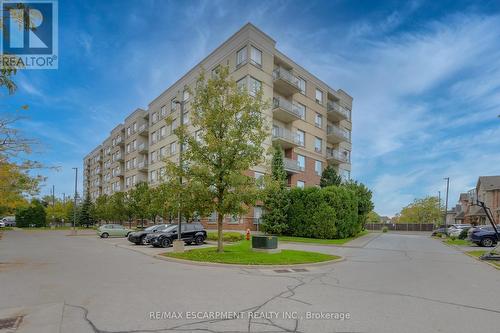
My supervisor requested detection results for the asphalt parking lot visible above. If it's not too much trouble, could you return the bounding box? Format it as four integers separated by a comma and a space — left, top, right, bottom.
0, 230, 499, 333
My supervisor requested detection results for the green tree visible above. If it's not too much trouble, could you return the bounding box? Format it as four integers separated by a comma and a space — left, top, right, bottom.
128, 182, 151, 228
109, 192, 130, 225
398, 196, 441, 224
343, 180, 374, 232
16, 199, 46, 227
366, 211, 381, 224
261, 146, 289, 235
164, 66, 268, 252
78, 194, 94, 227
93, 194, 112, 224
320, 165, 342, 187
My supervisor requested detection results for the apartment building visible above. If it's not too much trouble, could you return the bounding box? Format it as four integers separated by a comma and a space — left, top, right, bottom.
83, 23, 353, 230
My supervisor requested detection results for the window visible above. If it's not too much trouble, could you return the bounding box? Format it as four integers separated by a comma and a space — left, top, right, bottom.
236, 46, 247, 67
150, 170, 157, 182
170, 142, 177, 154
249, 77, 261, 96
294, 102, 306, 120
160, 126, 166, 138
152, 112, 158, 124
250, 46, 262, 66
183, 90, 190, 102
151, 151, 157, 163
171, 98, 177, 111
229, 214, 239, 224
297, 180, 305, 189
237, 77, 246, 91
254, 171, 264, 189
182, 111, 189, 125
161, 106, 167, 117
160, 146, 167, 157
132, 140, 137, 150
254, 206, 263, 225
133, 122, 137, 132
297, 154, 305, 171
315, 113, 323, 128
195, 130, 202, 143
171, 118, 178, 130
208, 212, 217, 224
297, 130, 305, 146
126, 143, 131, 153
151, 131, 157, 144
127, 127, 131, 136
298, 77, 306, 94
315, 160, 322, 176
315, 137, 322, 153
315, 89, 323, 104
211, 65, 220, 78
339, 169, 350, 181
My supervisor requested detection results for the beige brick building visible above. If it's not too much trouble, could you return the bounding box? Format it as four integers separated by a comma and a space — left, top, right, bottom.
83, 23, 353, 230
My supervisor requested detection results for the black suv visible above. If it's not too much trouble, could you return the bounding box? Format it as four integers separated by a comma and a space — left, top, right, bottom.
149, 223, 207, 248
127, 224, 171, 245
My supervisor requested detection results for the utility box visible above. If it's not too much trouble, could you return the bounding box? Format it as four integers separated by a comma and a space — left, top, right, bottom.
252, 235, 280, 253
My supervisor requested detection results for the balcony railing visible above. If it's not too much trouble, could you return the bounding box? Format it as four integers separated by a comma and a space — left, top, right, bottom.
272, 126, 301, 146
138, 142, 148, 153
138, 123, 148, 135
273, 97, 303, 120
138, 161, 148, 170
284, 157, 303, 173
326, 149, 350, 163
273, 67, 299, 87
327, 101, 351, 120
327, 125, 351, 142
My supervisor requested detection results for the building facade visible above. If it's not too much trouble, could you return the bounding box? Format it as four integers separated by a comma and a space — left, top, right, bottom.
83, 23, 353, 230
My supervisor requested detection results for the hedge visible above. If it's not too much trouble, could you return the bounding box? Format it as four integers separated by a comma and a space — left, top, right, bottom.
206, 231, 244, 242
15, 202, 47, 228
283, 186, 360, 239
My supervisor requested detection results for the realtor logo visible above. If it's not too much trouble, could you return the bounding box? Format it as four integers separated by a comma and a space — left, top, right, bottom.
1, 0, 58, 69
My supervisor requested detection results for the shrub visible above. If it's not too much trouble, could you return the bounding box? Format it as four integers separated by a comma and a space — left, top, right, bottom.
15, 200, 47, 228
382, 226, 388, 233
207, 231, 244, 242
458, 229, 468, 240
450, 235, 456, 241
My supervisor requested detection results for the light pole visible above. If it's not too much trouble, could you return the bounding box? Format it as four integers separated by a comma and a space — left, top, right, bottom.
72, 167, 78, 234
173, 99, 185, 252
438, 191, 441, 225
443, 178, 450, 229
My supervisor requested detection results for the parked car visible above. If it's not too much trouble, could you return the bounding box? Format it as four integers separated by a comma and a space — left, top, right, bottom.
448, 224, 471, 237
470, 226, 499, 247
431, 226, 449, 236
148, 223, 207, 248
1, 216, 16, 227
127, 224, 171, 245
0, 221, 5, 228
97, 224, 134, 238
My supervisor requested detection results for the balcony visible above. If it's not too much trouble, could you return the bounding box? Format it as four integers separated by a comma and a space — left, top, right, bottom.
284, 157, 303, 174
272, 97, 303, 123
138, 160, 148, 172
273, 67, 300, 96
138, 123, 148, 136
138, 142, 148, 153
327, 125, 351, 144
326, 149, 350, 164
327, 101, 350, 122
272, 126, 301, 149
114, 153, 124, 161
113, 169, 123, 177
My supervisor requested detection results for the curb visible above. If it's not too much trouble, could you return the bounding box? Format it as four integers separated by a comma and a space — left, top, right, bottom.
437, 238, 500, 271
152, 253, 345, 269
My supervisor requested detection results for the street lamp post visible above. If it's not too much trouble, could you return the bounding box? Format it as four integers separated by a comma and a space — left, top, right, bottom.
443, 178, 450, 229
173, 99, 185, 253
72, 167, 78, 235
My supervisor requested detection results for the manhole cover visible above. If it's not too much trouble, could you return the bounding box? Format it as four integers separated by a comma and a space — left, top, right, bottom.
0, 316, 23, 330
274, 269, 291, 273
291, 268, 308, 272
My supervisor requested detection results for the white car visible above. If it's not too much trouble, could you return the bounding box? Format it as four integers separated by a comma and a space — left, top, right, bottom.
0, 222, 5, 228
448, 224, 471, 237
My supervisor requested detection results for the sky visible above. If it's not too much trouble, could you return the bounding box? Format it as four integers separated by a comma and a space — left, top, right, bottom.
3, 0, 500, 216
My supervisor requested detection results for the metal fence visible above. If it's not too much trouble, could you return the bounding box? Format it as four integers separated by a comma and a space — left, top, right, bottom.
365, 223, 435, 232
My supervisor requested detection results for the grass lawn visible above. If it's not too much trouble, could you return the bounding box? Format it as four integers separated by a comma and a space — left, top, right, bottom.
466, 250, 500, 268
163, 240, 339, 265
277, 230, 369, 245
18, 226, 97, 231
444, 238, 473, 246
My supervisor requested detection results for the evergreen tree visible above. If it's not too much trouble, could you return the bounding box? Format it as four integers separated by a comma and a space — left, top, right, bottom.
320, 165, 342, 187
78, 194, 94, 227
261, 146, 290, 235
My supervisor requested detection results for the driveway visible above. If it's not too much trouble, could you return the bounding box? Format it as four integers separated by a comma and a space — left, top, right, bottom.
0, 230, 499, 333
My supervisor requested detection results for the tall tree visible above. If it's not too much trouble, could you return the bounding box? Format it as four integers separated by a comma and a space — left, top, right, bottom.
343, 180, 374, 232
398, 196, 441, 224
261, 145, 289, 235
128, 182, 152, 228
320, 165, 342, 187
164, 66, 268, 252
78, 193, 94, 227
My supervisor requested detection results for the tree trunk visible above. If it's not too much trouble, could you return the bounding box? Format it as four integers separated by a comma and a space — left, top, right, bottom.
217, 212, 224, 253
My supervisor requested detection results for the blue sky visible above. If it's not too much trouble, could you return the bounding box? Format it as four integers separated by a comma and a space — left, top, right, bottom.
4, 0, 500, 216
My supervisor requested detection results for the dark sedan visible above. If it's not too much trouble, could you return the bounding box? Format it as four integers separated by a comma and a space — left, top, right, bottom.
127, 224, 171, 245
470, 226, 499, 247
149, 223, 207, 248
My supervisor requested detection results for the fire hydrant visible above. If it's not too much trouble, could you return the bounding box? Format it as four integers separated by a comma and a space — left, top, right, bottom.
246, 229, 251, 240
